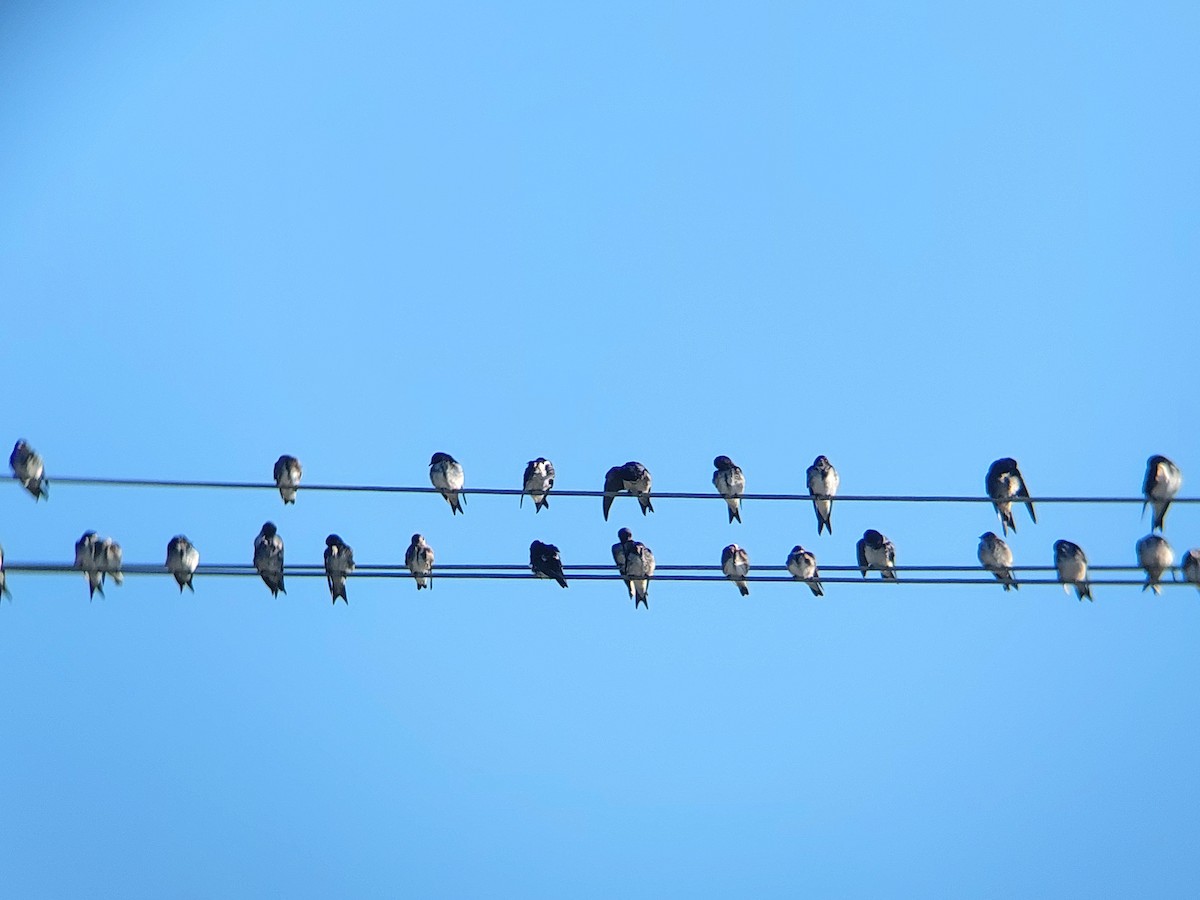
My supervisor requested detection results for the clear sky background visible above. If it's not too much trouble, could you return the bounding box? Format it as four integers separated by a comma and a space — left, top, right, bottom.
2, 2, 1199, 897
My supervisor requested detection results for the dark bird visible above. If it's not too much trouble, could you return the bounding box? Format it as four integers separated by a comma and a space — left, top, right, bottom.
1142, 455, 1182, 532
253, 522, 286, 597
985, 458, 1036, 536
273, 455, 302, 504
74, 531, 104, 599
521, 458, 556, 512
712, 456, 745, 524
1136, 534, 1174, 595
805, 456, 838, 535
0, 543, 11, 602
602, 461, 653, 520
721, 544, 751, 596
1184, 549, 1200, 591
611, 527, 655, 609
530, 540, 568, 588
977, 532, 1017, 591
430, 452, 465, 514
1054, 540, 1091, 602
856, 529, 897, 580
405, 533, 434, 590
786, 545, 823, 597
324, 534, 355, 604
9, 440, 47, 501
165, 535, 200, 593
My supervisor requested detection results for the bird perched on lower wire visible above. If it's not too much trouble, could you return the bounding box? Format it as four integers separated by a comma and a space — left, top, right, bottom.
1136, 534, 1174, 595
323, 534, 355, 604
806, 456, 838, 535
530, 540, 568, 587
75, 531, 104, 599
786, 545, 823, 596
521, 458, 555, 512
712, 456, 745, 523
96, 538, 124, 591
721, 544, 751, 596
1054, 540, 1091, 601
1184, 549, 1200, 591
0, 543, 11, 601
254, 522, 286, 597
602, 461, 653, 520
430, 452, 465, 514
857, 530, 897, 580
9, 439, 47, 501
977, 532, 1017, 591
985, 458, 1036, 536
1142, 454, 1182, 532
273, 455, 302, 504
612, 527, 655, 609
405, 534, 434, 590
165, 535, 200, 593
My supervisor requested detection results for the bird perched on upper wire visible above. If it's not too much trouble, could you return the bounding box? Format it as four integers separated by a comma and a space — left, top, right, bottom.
602, 461, 653, 520
530, 540, 568, 587
612, 527, 655, 609
721, 544, 751, 596
405, 534, 434, 590
254, 522, 286, 597
1054, 539, 1091, 602
786, 545, 823, 596
857, 530, 897, 580
165, 535, 200, 593
324, 534, 355, 604
977, 532, 1017, 591
806, 456, 838, 535
712, 456, 745, 523
521, 458, 555, 512
1136, 534, 1174, 595
9, 439, 47, 501
985, 458, 1036, 536
273, 455, 302, 504
430, 452, 465, 515
1142, 455, 1182, 532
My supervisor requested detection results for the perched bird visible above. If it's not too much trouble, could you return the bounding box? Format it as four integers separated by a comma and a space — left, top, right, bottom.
1142, 455, 1183, 532
712, 456, 746, 524
977, 532, 1018, 591
74, 531, 104, 599
165, 535, 200, 593
806, 456, 838, 535
96, 538, 123, 590
253, 522, 286, 597
530, 540, 568, 588
0, 543, 11, 601
323, 534, 355, 604
1184, 549, 1200, 591
521, 458, 556, 512
1054, 540, 1091, 602
430, 452, 465, 515
985, 458, 1036, 536
1136, 534, 1174, 595
602, 461, 653, 520
405, 533, 434, 590
611, 527, 655, 609
786, 545, 823, 597
857, 529, 897, 580
273, 455, 302, 504
721, 544, 751, 596
9, 440, 47, 501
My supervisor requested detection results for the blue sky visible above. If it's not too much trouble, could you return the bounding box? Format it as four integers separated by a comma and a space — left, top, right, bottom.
2, 2, 1198, 897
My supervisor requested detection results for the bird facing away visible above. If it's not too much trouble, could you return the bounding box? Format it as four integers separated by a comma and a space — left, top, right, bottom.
977, 532, 1017, 591
1184, 549, 1200, 591
721, 544, 751, 596
0, 543, 11, 601
74, 531, 105, 599
1142, 455, 1183, 532
9, 439, 47, 501
786, 545, 823, 597
273, 455, 302, 504
1136, 534, 1174, 595
806, 456, 838, 535
712, 456, 746, 524
521, 458, 556, 512
1054, 540, 1091, 602
253, 522, 286, 597
165, 535, 200, 593
602, 461, 653, 520
405, 534, 434, 590
612, 526, 655, 609
857, 529, 897, 580
530, 540, 568, 587
324, 534, 355, 604
985, 458, 1036, 536
430, 452, 465, 514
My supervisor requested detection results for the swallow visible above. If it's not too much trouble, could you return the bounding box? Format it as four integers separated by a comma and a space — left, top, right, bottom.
530, 540, 568, 588
273, 455, 302, 504
0, 543, 11, 601
165, 535, 200, 593
1184, 549, 1200, 591
96, 538, 124, 592
75, 531, 105, 599
1136, 534, 1174, 595
721, 544, 750, 596
611, 527, 655, 609
9, 440, 47, 501
405, 533, 434, 590
1142, 455, 1183, 532
521, 458, 556, 512
977, 532, 1017, 591
253, 522, 286, 597
712, 456, 746, 523
806, 456, 838, 535
430, 452, 465, 514
324, 534, 355, 604
985, 458, 1036, 536
1054, 540, 1091, 601
602, 461, 653, 520
856, 529, 897, 580
786, 545, 823, 597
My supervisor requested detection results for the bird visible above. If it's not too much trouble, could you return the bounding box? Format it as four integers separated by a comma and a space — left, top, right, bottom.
323, 534, 355, 604
405, 533, 434, 590
0, 543, 11, 602
1184, 549, 1200, 591
985, 458, 1036, 536
96, 538, 123, 590
9, 439, 47, 501
74, 531, 105, 599
530, 540, 568, 587
1142, 455, 1183, 532
1054, 540, 1091, 601
857, 529, 897, 580
253, 522, 286, 597
165, 535, 200, 593
273, 455, 302, 504
712, 456, 745, 524
611, 527, 655, 609
521, 458, 556, 512
602, 461, 653, 520
786, 545, 823, 596
721, 544, 751, 596
977, 532, 1017, 591
429, 452, 465, 514
1136, 534, 1174, 595
805, 456, 838, 535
